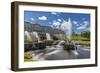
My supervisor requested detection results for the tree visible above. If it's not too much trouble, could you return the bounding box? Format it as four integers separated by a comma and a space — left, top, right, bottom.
81, 31, 90, 39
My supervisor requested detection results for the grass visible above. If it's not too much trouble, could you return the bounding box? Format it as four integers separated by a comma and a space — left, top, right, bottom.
24, 59, 33, 62
72, 35, 89, 41
24, 52, 39, 62
71, 35, 90, 46
24, 58, 39, 62
24, 52, 33, 62
77, 40, 90, 46
60, 35, 90, 45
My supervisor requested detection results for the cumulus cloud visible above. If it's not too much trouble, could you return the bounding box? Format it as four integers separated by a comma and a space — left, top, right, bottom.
53, 21, 60, 26
77, 21, 89, 30
51, 12, 60, 17
83, 21, 89, 26
73, 21, 78, 25
52, 20, 61, 28
30, 18, 35, 21
57, 19, 62, 22
51, 18, 62, 28
60, 20, 68, 30
51, 12, 57, 15
77, 25, 86, 30
38, 16, 47, 20
51, 18, 72, 31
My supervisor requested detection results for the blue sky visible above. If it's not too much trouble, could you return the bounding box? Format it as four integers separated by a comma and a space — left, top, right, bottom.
24, 11, 90, 34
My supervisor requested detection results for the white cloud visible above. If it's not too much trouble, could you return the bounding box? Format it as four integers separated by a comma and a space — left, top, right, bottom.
51, 18, 73, 37
51, 19, 62, 28
51, 12, 57, 15
52, 20, 61, 28
51, 18, 72, 30
57, 19, 62, 22
30, 18, 35, 21
38, 16, 47, 20
51, 12, 60, 17
73, 21, 78, 25
60, 20, 68, 30
51, 19, 65, 29
77, 25, 86, 30
77, 21, 89, 30
83, 21, 89, 26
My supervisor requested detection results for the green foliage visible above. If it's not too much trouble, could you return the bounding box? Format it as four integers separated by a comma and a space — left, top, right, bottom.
78, 41, 90, 46
24, 59, 33, 62
71, 35, 90, 46
72, 35, 89, 41
24, 52, 32, 59
81, 31, 90, 39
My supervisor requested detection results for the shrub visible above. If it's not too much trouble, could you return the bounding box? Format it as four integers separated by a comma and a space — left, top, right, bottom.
24, 52, 32, 59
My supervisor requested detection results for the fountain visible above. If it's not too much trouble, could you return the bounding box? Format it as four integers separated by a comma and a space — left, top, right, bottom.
67, 18, 72, 40
32, 32, 40, 42
46, 33, 52, 40
60, 18, 72, 40
24, 31, 32, 41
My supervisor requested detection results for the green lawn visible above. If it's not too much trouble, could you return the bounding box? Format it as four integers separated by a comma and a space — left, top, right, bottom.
71, 35, 90, 45
72, 35, 89, 41
77, 40, 90, 46
24, 59, 33, 62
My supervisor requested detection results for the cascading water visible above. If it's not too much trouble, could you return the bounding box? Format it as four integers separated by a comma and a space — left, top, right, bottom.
60, 18, 72, 40
46, 33, 52, 40
67, 18, 72, 40
32, 32, 40, 42
24, 31, 32, 41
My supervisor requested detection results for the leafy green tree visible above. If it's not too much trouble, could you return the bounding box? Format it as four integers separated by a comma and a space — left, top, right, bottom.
81, 31, 90, 39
